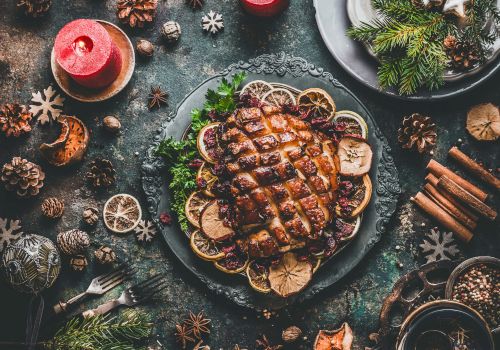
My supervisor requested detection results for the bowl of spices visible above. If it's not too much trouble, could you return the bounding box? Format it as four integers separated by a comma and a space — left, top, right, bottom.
445, 256, 500, 333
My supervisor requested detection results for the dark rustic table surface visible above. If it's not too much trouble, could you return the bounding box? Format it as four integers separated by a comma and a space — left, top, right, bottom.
0, 1, 499, 349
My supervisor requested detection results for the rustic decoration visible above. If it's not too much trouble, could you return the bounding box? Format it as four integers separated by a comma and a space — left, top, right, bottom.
86, 159, 116, 188
134, 220, 157, 242
202, 10, 224, 34
185, 311, 211, 339
187, 0, 204, 9
161, 21, 182, 43
117, 0, 158, 28
103, 116, 122, 133
82, 207, 99, 226
57, 229, 90, 256
148, 86, 169, 110
136, 39, 154, 57
70, 255, 88, 272
1, 157, 45, 197
94, 246, 117, 265
17, 0, 51, 17
41, 197, 64, 219
314, 323, 353, 350
0, 218, 23, 253
419, 228, 460, 263
466, 103, 500, 141
0, 103, 32, 137
256, 335, 283, 350
29, 86, 65, 125
282, 326, 302, 343
398, 113, 437, 154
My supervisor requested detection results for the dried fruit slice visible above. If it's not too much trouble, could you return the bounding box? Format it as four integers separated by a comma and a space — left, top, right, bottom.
332, 110, 368, 139
246, 260, 271, 293
185, 191, 211, 228
200, 200, 235, 242
466, 103, 500, 141
214, 255, 249, 274
311, 256, 322, 274
334, 216, 362, 242
262, 88, 296, 107
190, 230, 225, 261
240, 80, 273, 99
197, 122, 221, 164
196, 162, 218, 198
337, 136, 373, 177
336, 175, 372, 219
314, 323, 353, 350
297, 88, 336, 120
39, 116, 89, 166
103, 194, 142, 233
268, 252, 312, 297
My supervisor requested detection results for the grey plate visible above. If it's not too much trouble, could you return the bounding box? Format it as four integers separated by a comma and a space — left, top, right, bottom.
314, 0, 500, 100
141, 52, 401, 310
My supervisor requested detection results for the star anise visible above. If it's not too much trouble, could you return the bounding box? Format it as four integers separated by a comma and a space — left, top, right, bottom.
148, 86, 168, 110
187, 0, 203, 9
256, 335, 283, 350
185, 311, 211, 339
175, 323, 195, 349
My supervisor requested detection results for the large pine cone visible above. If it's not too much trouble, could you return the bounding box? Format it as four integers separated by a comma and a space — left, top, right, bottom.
86, 159, 116, 188
0, 103, 32, 138
398, 113, 437, 154
117, 0, 158, 28
17, 0, 51, 17
57, 229, 90, 256
1, 157, 45, 197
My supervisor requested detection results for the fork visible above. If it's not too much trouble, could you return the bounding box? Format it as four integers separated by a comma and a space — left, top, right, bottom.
82, 274, 167, 318
53, 264, 132, 314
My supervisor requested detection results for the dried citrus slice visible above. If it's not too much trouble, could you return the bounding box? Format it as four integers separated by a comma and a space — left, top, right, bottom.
311, 256, 322, 274
200, 200, 235, 242
262, 88, 296, 107
185, 191, 211, 228
334, 216, 361, 242
268, 252, 312, 297
336, 175, 372, 219
103, 194, 142, 233
332, 110, 368, 139
214, 255, 249, 274
246, 260, 271, 293
240, 80, 273, 99
196, 162, 218, 198
190, 230, 225, 261
197, 122, 220, 164
296, 88, 336, 120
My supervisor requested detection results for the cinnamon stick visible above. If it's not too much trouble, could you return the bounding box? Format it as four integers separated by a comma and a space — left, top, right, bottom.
449, 146, 500, 191
425, 173, 479, 221
437, 175, 497, 221
411, 192, 473, 242
423, 183, 477, 230
427, 159, 488, 201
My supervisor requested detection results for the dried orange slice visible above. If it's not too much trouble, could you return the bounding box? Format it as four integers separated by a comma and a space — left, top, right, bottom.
262, 88, 296, 107
335, 175, 372, 219
39, 116, 89, 166
196, 162, 218, 198
314, 323, 353, 350
185, 191, 211, 228
200, 200, 235, 242
197, 122, 220, 164
103, 194, 142, 233
334, 216, 361, 242
311, 256, 322, 274
332, 110, 368, 139
246, 260, 271, 293
297, 88, 336, 120
268, 252, 312, 297
240, 80, 273, 99
214, 255, 249, 274
190, 230, 225, 261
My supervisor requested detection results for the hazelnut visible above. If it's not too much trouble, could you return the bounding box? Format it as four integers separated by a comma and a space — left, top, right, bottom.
282, 326, 302, 343
103, 116, 121, 133
136, 39, 154, 57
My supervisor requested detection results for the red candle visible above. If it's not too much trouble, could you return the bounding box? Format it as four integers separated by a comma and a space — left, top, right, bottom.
240, 0, 289, 17
54, 19, 122, 89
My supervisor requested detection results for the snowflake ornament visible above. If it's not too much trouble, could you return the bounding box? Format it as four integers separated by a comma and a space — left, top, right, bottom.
0, 218, 23, 252
419, 228, 460, 263
202, 10, 224, 34
29, 86, 65, 125
134, 220, 157, 243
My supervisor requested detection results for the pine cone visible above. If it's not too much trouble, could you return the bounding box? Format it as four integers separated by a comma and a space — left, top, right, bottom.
86, 159, 116, 188
69, 255, 88, 272
1, 157, 45, 197
94, 246, 117, 265
41, 197, 64, 219
445, 39, 481, 71
17, 0, 51, 17
398, 113, 437, 154
57, 229, 90, 256
82, 207, 99, 225
117, 0, 158, 28
0, 103, 32, 138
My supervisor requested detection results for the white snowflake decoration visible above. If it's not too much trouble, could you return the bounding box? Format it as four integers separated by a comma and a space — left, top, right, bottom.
202, 10, 224, 34
419, 228, 460, 263
0, 218, 23, 252
29, 86, 65, 125
134, 220, 157, 243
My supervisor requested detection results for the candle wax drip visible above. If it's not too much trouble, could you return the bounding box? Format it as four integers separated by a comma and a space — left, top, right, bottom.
72, 36, 94, 57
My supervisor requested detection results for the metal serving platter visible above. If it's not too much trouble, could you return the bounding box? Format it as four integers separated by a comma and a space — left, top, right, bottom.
142, 53, 401, 310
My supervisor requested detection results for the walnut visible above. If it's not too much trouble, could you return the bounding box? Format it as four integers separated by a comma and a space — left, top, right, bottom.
282, 326, 302, 343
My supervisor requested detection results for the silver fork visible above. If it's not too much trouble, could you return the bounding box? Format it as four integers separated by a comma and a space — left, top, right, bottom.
82, 274, 167, 318
53, 264, 132, 314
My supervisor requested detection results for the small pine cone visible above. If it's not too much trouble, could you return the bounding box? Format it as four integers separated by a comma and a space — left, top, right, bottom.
0, 103, 32, 138
82, 207, 99, 225
117, 0, 158, 28
70, 255, 88, 272
94, 246, 117, 265
443, 35, 457, 49
57, 229, 90, 256
398, 113, 437, 154
17, 0, 51, 17
445, 40, 481, 71
41, 197, 64, 219
1, 157, 45, 197
86, 159, 116, 188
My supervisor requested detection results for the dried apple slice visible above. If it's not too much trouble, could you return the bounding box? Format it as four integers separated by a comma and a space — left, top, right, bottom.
40, 116, 89, 166
268, 252, 312, 297
314, 323, 353, 350
200, 200, 235, 242
466, 103, 500, 141
337, 136, 372, 177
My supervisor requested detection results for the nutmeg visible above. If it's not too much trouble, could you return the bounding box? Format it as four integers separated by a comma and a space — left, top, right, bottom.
282, 326, 302, 343
136, 39, 154, 57
103, 116, 121, 133
82, 207, 99, 226
161, 21, 181, 43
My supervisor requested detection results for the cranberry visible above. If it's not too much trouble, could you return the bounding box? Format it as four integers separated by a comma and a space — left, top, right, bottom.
159, 212, 172, 225
203, 128, 217, 148
188, 158, 204, 169
196, 177, 207, 189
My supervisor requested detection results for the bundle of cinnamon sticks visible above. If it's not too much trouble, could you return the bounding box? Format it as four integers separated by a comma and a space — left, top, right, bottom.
412, 146, 499, 243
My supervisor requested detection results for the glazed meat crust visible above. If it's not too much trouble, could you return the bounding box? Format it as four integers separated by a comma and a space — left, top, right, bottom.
221, 106, 339, 258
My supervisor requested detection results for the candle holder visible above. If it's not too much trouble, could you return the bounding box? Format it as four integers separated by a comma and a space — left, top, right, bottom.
51, 20, 135, 103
